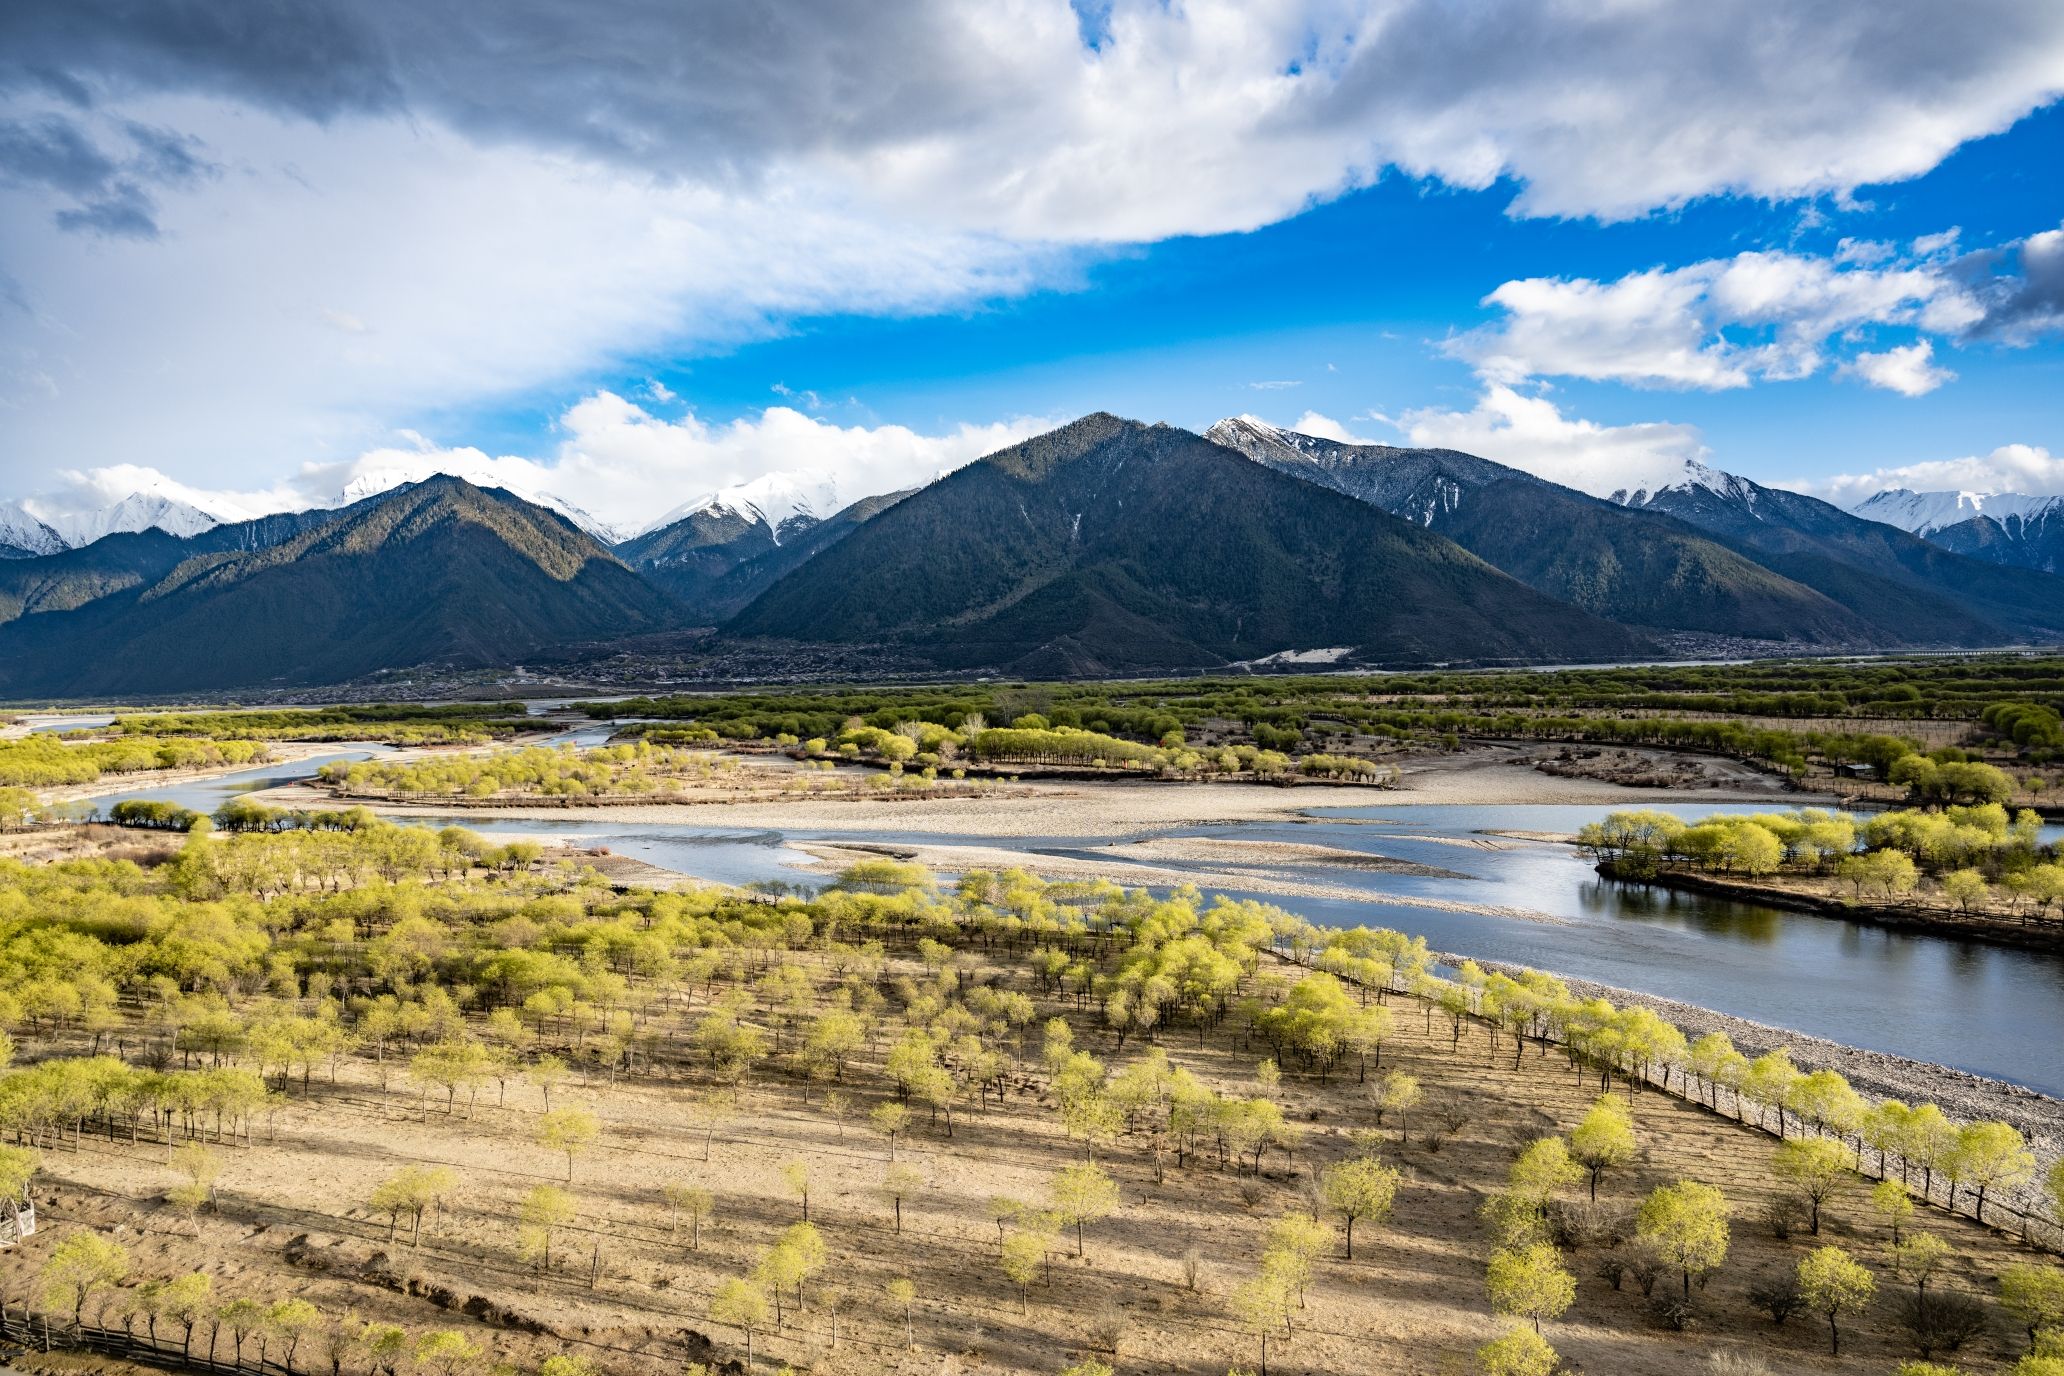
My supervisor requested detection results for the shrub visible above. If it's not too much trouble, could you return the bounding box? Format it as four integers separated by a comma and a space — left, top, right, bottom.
1893, 1290, 1989, 1358
1748, 1273, 1804, 1325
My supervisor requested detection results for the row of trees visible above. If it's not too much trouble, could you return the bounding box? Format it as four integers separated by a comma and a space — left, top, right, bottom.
0, 734, 270, 789
1579, 805, 2064, 917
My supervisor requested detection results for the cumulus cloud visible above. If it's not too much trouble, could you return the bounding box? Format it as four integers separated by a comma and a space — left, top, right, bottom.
1451, 250, 1984, 391
1803, 444, 2064, 506
1285, 411, 1379, 444
17, 394, 1050, 535
1389, 384, 1710, 498
1840, 340, 1955, 396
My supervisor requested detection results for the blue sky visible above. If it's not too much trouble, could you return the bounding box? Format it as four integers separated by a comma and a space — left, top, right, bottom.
601, 104, 2064, 472
2, 1, 2061, 531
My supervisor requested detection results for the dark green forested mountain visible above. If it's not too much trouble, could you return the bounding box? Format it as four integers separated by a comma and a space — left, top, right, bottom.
727, 414, 1651, 674
1612, 470, 2064, 645
1205, 418, 1870, 645
0, 478, 677, 695
618, 490, 910, 624
0, 507, 344, 627
1921, 508, 2064, 576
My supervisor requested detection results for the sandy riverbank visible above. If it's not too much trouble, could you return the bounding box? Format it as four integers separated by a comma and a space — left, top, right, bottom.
248, 746, 1816, 840
779, 839, 1573, 922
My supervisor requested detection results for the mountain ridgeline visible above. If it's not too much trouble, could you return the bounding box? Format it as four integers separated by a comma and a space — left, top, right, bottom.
727, 414, 1650, 674
1204, 419, 1871, 644
4, 412, 2062, 695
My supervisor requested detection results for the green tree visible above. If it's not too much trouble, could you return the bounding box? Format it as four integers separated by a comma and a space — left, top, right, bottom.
369, 1164, 458, 1246
1048, 1163, 1120, 1258
414, 1329, 482, 1376
265, 1297, 321, 1373
1229, 1262, 1295, 1376
1507, 1138, 1583, 1211
1941, 868, 1990, 915
1485, 1243, 1575, 1333
41, 1230, 129, 1325
709, 1278, 768, 1370
1951, 1120, 2034, 1223
1798, 1245, 1876, 1356
537, 1107, 600, 1180
1892, 1233, 1952, 1298
519, 1184, 576, 1270
1635, 1180, 1731, 1298
885, 1276, 917, 1347
1774, 1138, 1852, 1234
1320, 1156, 1402, 1259
662, 1182, 714, 1249
870, 1101, 911, 1160
1568, 1096, 1636, 1201
881, 1164, 923, 1235
1999, 1264, 2064, 1343
1000, 1224, 1050, 1314
1872, 1179, 1916, 1243
1476, 1323, 1557, 1376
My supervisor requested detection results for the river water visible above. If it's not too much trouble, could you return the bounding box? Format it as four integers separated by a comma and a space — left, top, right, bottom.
97, 752, 2064, 1096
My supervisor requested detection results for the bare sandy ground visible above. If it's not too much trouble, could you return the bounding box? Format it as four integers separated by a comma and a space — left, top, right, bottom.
252, 748, 1815, 842
8, 931, 2052, 1376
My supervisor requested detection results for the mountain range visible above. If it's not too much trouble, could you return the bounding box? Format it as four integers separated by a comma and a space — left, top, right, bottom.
4, 412, 2063, 696
1851, 488, 2064, 575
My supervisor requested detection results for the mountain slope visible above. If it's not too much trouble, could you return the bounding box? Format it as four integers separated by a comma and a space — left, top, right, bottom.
617, 503, 781, 616
0, 478, 678, 695
1612, 467, 2064, 644
1205, 419, 1868, 644
728, 414, 1650, 673
622, 489, 914, 624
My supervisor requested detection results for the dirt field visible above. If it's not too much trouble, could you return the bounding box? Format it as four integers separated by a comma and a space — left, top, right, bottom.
5, 931, 2049, 1376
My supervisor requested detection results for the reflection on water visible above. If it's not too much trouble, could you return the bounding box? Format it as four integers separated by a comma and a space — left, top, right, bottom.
93, 756, 2064, 1095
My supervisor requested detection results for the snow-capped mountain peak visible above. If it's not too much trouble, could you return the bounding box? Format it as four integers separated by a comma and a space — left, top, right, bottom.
1608, 457, 1762, 511
0, 501, 67, 557
336, 466, 627, 544
42, 490, 228, 546
638, 469, 846, 542
1849, 487, 2056, 535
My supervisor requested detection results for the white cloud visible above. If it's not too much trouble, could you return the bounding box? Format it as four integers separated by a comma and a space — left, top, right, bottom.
1839, 340, 1955, 396
16, 394, 1050, 535
1804, 444, 2064, 505
1247, 379, 1303, 391
1285, 411, 1376, 444
1393, 384, 1710, 497
1452, 249, 1983, 391
0, 102, 1068, 490
3, 2, 2063, 491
